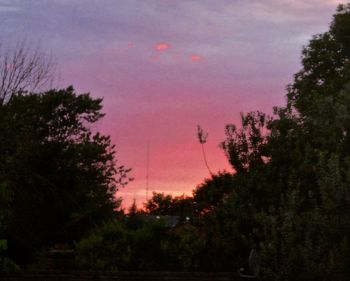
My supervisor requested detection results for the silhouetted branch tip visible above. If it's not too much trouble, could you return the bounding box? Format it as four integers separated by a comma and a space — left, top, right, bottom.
197, 125, 208, 144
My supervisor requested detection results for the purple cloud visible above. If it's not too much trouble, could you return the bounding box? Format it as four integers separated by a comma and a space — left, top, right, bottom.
0, 0, 343, 207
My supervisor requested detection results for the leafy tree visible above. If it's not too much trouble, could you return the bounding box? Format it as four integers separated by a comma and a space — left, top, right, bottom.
145, 193, 173, 215
257, 5, 350, 280
192, 172, 234, 215
221, 111, 269, 174
0, 183, 18, 271
75, 220, 131, 271
198, 4, 350, 279
174, 224, 205, 271
0, 87, 131, 265
287, 4, 350, 119
258, 151, 350, 281
75, 219, 178, 271
145, 192, 193, 218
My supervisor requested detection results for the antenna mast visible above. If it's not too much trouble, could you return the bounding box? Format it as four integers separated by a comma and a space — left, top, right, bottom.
146, 143, 150, 201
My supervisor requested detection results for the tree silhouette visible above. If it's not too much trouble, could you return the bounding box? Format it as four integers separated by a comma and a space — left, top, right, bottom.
197, 125, 213, 176
0, 41, 56, 105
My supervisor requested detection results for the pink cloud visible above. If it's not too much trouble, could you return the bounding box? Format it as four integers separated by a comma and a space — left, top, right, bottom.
190, 54, 203, 61
155, 42, 171, 51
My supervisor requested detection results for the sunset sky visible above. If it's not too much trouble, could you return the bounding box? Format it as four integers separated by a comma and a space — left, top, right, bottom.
0, 0, 344, 208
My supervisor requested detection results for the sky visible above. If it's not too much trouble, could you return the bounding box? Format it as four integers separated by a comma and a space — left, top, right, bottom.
0, 0, 345, 208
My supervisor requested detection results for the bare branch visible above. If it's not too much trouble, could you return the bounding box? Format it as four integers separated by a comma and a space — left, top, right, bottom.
197, 125, 213, 176
0, 41, 56, 105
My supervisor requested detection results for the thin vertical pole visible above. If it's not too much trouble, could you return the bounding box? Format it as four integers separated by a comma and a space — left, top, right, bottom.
146, 143, 150, 202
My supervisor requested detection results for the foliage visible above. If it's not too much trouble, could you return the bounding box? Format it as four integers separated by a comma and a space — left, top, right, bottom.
0, 87, 131, 265
75, 219, 179, 271
192, 172, 234, 215
0, 240, 20, 272
221, 111, 269, 173
75, 221, 130, 271
248, 5, 350, 280
174, 224, 205, 271
258, 153, 350, 281
287, 4, 350, 119
0, 183, 11, 238
0, 183, 19, 271
145, 192, 193, 218
161, 3, 350, 278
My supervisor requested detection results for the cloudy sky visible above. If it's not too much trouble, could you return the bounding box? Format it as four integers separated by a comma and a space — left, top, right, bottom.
0, 0, 344, 207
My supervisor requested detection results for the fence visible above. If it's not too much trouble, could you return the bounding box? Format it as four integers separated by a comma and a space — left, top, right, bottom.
0, 271, 240, 281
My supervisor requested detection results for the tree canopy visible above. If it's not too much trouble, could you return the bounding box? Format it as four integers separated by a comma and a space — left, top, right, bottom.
0, 87, 131, 265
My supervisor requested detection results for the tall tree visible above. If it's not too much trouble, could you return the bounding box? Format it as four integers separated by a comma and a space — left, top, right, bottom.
207, 4, 350, 279
258, 5, 350, 280
287, 4, 350, 121
0, 87, 131, 264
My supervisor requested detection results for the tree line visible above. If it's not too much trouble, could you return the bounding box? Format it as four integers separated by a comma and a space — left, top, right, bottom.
1, 4, 350, 281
